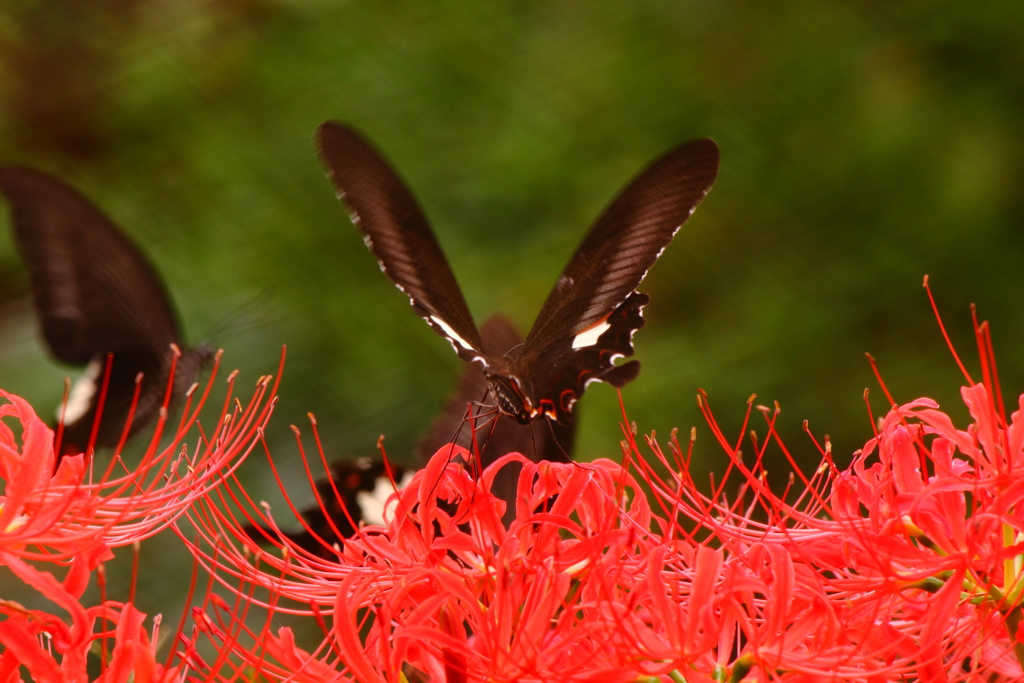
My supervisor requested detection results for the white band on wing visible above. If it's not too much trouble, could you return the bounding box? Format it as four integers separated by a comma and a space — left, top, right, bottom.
430, 315, 477, 353
61, 357, 104, 424
571, 319, 611, 349
357, 470, 415, 527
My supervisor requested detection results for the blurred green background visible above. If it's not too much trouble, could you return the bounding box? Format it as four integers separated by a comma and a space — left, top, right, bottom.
1, 2, 1023, 507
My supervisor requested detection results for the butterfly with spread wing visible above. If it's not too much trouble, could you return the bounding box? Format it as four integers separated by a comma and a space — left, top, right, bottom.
316, 122, 719, 431
246, 124, 719, 555
0, 167, 211, 457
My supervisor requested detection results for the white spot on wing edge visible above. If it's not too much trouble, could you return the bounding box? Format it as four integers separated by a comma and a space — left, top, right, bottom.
357, 470, 415, 526
430, 315, 480, 357
572, 319, 612, 349
61, 357, 103, 424
374, 270, 487, 366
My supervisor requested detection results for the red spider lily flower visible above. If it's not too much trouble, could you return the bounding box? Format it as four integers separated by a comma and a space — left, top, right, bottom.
630, 399, 1024, 680
0, 600, 178, 683
625, 306, 1024, 680
185, 437, 745, 683
188, 439, 849, 683
175, 294, 1024, 682
182, 409, 864, 682
328, 454, 658, 682
822, 383, 1024, 679
0, 355, 277, 564
0, 357, 280, 682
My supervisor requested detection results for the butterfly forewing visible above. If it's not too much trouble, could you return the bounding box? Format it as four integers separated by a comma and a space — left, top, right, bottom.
0, 168, 181, 363
316, 122, 485, 363
523, 138, 720, 356
317, 122, 719, 427
0, 167, 203, 455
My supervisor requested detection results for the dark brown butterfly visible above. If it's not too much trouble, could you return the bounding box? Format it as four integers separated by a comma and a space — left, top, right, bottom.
316, 122, 719, 428
0, 167, 211, 457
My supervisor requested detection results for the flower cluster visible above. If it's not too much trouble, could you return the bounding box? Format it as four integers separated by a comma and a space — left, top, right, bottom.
178, 318, 1024, 682
7, 314, 1024, 682
0, 355, 277, 683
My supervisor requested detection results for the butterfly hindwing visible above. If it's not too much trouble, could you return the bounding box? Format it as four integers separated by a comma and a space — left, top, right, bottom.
244, 459, 405, 558
316, 122, 485, 364
525, 292, 648, 423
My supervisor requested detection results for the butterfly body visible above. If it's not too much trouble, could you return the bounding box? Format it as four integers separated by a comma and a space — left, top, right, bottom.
420, 314, 576, 464
251, 314, 577, 554
479, 291, 645, 424
317, 122, 718, 430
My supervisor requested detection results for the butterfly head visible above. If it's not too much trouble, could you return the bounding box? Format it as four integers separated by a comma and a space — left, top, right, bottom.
485, 372, 534, 425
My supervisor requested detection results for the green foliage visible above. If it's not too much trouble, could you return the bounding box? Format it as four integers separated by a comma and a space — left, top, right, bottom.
1, 0, 1022, 484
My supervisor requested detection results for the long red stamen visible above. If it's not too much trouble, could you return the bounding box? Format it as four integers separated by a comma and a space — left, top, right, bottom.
924, 274, 974, 384
86, 351, 116, 459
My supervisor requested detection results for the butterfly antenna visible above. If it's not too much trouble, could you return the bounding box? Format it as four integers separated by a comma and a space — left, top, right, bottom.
477, 407, 502, 464
423, 401, 483, 519
502, 342, 526, 360
441, 402, 474, 462
456, 387, 502, 525
201, 287, 277, 341
545, 417, 572, 462
473, 389, 503, 455
429, 398, 482, 510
